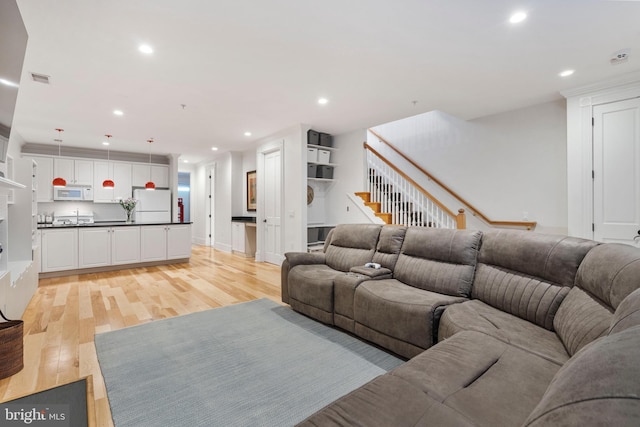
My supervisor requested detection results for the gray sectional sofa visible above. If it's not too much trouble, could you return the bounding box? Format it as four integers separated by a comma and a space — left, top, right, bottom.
281, 224, 640, 426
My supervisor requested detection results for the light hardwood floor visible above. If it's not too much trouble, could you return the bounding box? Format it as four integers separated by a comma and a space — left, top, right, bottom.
0, 245, 282, 427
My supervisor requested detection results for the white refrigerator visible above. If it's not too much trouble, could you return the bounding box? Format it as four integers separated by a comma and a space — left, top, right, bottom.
133, 189, 171, 223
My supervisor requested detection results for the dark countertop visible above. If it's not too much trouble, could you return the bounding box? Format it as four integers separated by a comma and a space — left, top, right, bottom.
231, 216, 257, 223
38, 221, 192, 229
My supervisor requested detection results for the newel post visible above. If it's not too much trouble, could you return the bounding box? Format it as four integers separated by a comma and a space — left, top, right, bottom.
456, 209, 466, 229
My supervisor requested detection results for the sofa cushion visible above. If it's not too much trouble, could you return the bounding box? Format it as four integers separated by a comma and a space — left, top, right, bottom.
439, 300, 570, 364
524, 325, 640, 426
575, 243, 640, 310
472, 264, 570, 330
324, 224, 382, 272
288, 264, 345, 324
610, 288, 640, 335
553, 287, 612, 356
392, 331, 562, 427
333, 271, 392, 333
297, 374, 476, 427
371, 225, 407, 270
301, 330, 563, 427
393, 228, 482, 298
354, 279, 466, 358
472, 230, 597, 329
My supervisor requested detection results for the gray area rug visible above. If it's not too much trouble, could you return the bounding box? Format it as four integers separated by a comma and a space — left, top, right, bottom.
95, 298, 403, 426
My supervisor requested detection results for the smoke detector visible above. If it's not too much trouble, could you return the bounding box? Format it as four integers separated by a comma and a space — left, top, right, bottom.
30, 72, 50, 84
610, 49, 630, 65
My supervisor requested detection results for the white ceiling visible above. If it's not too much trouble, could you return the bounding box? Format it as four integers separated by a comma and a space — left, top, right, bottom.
10, 0, 640, 163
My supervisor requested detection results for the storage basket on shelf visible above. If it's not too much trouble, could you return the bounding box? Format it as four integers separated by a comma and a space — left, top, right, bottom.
0, 309, 24, 379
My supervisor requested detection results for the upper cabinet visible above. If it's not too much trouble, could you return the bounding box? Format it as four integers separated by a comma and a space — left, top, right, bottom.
93, 161, 133, 203
54, 158, 93, 185
132, 164, 169, 188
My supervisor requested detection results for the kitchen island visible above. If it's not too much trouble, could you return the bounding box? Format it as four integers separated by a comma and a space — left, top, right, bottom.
37, 222, 192, 277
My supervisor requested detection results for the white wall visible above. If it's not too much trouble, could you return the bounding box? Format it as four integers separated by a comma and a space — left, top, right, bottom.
369, 100, 568, 234
324, 128, 372, 225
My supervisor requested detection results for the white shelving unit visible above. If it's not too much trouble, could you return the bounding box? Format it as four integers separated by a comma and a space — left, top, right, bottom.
306, 131, 338, 252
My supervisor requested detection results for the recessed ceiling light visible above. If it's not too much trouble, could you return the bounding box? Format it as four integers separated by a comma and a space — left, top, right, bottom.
183, 159, 189, 163
102, 141, 110, 146
244, 132, 252, 137
509, 11, 527, 24
318, 97, 329, 105
0, 78, 19, 88
113, 109, 124, 116
211, 147, 218, 151
139, 44, 153, 54
559, 69, 575, 77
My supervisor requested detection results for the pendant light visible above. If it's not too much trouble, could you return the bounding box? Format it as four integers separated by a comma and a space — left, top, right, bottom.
52, 128, 67, 188
102, 134, 115, 188
145, 138, 156, 190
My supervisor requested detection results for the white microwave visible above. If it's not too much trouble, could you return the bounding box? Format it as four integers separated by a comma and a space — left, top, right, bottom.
53, 185, 93, 201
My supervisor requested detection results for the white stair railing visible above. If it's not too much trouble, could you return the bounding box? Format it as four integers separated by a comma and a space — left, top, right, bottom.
366, 147, 460, 229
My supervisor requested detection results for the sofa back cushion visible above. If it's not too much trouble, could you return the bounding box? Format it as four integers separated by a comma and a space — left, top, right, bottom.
372, 225, 407, 270
472, 230, 597, 331
393, 227, 482, 297
610, 288, 640, 335
553, 243, 640, 355
524, 325, 640, 426
324, 224, 382, 272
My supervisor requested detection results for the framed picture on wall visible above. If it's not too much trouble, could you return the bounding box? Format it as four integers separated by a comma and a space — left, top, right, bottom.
247, 170, 257, 211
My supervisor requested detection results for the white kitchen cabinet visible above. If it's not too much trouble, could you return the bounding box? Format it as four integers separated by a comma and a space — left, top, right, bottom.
54, 158, 93, 185
141, 224, 191, 261
132, 164, 169, 188
79, 226, 140, 267
140, 225, 167, 261
41, 228, 78, 272
78, 228, 111, 268
232, 222, 245, 253
167, 224, 192, 259
93, 161, 132, 202
111, 226, 140, 264
23, 156, 53, 202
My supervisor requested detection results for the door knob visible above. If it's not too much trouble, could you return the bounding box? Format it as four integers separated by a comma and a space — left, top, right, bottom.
263, 219, 267, 223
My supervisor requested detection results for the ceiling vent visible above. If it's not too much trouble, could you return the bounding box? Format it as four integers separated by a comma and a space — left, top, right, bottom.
30, 72, 50, 84
610, 49, 630, 65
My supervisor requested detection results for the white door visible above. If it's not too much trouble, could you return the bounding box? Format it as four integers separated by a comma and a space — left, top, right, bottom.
140, 225, 168, 261
41, 228, 78, 272
209, 165, 215, 247
593, 97, 640, 247
263, 149, 282, 264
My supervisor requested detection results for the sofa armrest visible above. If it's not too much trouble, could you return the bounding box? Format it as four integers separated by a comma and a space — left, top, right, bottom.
282, 252, 327, 304
350, 266, 393, 278
284, 251, 326, 269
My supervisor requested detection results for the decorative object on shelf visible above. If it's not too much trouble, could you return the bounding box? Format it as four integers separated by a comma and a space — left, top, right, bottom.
246, 170, 257, 211
52, 128, 67, 188
119, 197, 138, 223
307, 185, 314, 205
103, 134, 115, 188
145, 138, 155, 190
0, 308, 24, 379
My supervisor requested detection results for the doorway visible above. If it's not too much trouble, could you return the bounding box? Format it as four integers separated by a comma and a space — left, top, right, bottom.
177, 172, 190, 223
258, 143, 283, 264
593, 97, 640, 246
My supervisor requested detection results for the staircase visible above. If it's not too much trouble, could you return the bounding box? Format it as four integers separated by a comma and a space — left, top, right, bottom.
357, 163, 465, 229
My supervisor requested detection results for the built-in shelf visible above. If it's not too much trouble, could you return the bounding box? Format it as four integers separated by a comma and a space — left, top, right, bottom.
308, 177, 336, 183
307, 161, 338, 167
307, 144, 338, 152
0, 176, 26, 189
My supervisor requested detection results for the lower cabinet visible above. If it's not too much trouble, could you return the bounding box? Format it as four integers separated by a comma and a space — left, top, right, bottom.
41, 228, 79, 272
78, 227, 141, 268
40, 224, 190, 274
141, 224, 191, 261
